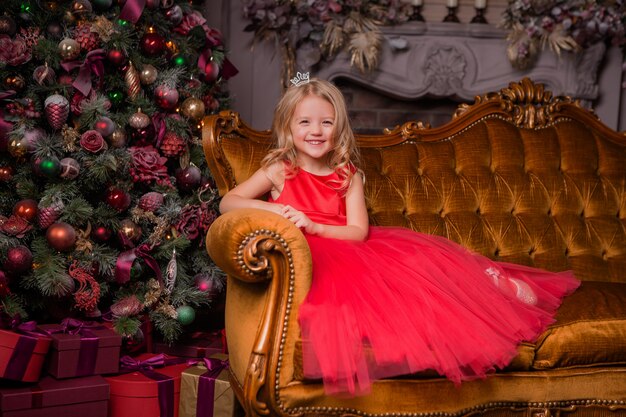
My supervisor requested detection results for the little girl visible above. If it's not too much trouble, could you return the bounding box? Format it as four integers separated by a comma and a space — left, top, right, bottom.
218, 77, 580, 396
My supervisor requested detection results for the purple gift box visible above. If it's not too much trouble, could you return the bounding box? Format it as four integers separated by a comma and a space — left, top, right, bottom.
0, 374, 109, 417
37, 320, 121, 379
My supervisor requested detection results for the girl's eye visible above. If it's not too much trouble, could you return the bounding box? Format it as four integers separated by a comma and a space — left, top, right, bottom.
323, 121, 333, 125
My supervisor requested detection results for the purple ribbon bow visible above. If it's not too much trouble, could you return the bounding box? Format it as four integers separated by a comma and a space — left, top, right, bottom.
119, 0, 146, 24
193, 357, 229, 417
115, 239, 162, 285
60, 49, 106, 96
0, 314, 48, 381
119, 354, 188, 417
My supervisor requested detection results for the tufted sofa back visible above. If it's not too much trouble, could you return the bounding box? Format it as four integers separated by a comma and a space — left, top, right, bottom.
203, 79, 626, 283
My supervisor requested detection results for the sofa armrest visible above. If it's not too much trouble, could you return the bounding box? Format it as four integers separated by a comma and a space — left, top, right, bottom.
206, 208, 313, 417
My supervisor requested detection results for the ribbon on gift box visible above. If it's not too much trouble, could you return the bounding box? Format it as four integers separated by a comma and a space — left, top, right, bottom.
188, 357, 229, 417
0, 314, 49, 380
120, 354, 187, 417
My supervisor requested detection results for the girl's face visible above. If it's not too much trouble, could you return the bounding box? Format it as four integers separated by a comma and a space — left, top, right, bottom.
289, 94, 335, 169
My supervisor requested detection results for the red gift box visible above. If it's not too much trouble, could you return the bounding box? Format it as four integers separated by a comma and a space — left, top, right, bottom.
153, 330, 227, 358
0, 374, 109, 417
0, 327, 51, 382
104, 353, 188, 417
37, 320, 122, 379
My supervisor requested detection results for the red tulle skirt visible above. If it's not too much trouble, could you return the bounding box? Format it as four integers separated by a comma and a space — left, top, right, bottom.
297, 226, 580, 396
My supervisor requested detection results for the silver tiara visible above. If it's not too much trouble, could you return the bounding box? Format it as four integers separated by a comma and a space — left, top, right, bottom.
290, 72, 310, 87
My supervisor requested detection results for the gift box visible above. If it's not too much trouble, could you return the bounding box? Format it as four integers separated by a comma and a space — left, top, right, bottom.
154, 330, 227, 359
105, 353, 188, 417
179, 354, 234, 417
0, 326, 51, 382
0, 374, 109, 417
37, 320, 122, 379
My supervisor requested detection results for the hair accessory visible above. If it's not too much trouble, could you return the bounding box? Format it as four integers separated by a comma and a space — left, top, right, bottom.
290, 72, 310, 87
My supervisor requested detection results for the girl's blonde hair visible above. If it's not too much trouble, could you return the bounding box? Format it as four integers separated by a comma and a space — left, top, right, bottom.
263, 78, 359, 190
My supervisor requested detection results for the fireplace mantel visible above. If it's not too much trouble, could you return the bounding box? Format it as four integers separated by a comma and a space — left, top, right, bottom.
222, 0, 624, 132
314, 22, 606, 108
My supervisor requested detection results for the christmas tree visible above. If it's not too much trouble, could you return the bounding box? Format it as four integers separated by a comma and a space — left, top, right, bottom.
0, 0, 237, 345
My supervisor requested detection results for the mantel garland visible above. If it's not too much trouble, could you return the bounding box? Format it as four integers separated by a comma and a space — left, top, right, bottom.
500, 0, 626, 70
241, 0, 415, 87
242, 0, 625, 84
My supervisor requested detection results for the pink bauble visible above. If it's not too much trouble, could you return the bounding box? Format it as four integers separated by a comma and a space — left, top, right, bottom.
60, 157, 81, 179
94, 116, 116, 137
4, 245, 33, 274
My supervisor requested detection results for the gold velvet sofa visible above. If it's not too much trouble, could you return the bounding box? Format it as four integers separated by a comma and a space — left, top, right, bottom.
202, 78, 626, 417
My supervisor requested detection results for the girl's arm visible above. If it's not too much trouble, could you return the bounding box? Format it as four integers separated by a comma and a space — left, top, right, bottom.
282, 173, 369, 241
219, 163, 284, 215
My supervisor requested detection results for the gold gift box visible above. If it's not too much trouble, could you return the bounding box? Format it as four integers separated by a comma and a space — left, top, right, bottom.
179, 353, 235, 417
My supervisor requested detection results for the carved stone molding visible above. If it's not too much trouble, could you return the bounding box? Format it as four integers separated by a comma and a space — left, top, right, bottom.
314, 22, 607, 107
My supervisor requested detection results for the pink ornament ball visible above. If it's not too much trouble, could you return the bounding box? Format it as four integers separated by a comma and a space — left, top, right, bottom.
94, 116, 116, 137
60, 157, 81, 179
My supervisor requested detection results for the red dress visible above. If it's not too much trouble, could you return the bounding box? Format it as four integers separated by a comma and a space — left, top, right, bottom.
270, 168, 580, 396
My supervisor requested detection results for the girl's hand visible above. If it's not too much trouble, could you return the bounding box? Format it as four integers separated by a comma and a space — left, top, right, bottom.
281, 205, 320, 235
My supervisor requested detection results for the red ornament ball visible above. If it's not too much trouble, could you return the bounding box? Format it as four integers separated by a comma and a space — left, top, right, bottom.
107, 48, 127, 66
204, 60, 220, 83
130, 124, 156, 146
140, 32, 165, 56
175, 165, 202, 192
154, 85, 179, 110
13, 199, 38, 223
106, 187, 131, 212
46, 222, 77, 252
4, 245, 33, 274
91, 225, 112, 242
0, 166, 14, 182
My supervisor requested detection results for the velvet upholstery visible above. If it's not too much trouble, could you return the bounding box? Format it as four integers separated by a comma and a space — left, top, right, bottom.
203, 78, 626, 417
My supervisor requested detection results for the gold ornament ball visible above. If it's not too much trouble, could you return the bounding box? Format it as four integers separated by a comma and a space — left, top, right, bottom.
63, 10, 77, 25
108, 128, 127, 148
129, 109, 150, 129
139, 64, 158, 85
8, 137, 29, 159
59, 38, 81, 60
119, 219, 142, 242
180, 97, 205, 121
71, 0, 92, 17
4, 74, 26, 91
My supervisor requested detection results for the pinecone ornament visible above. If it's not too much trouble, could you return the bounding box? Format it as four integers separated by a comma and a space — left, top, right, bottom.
44, 94, 70, 130
38, 199, 65, 229
138, 192, 164, 212
73, 23, 100, 51
159, 131, 185, 157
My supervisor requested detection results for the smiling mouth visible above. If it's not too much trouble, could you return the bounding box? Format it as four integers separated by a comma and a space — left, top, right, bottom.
305, 140, 326, 145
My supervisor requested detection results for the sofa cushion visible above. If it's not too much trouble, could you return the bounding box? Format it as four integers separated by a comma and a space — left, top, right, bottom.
533, 281, 626, 369
292, 281, 626, 381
